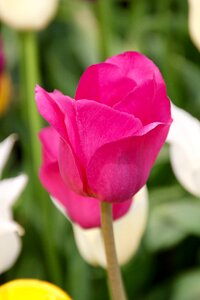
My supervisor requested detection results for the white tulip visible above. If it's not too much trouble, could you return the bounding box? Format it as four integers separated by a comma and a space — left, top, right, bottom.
188, 0, 200, 50
0, 0, 60, 31
72, 186, 148, 268
0, 135, 28, 274
167, 103, 200, 197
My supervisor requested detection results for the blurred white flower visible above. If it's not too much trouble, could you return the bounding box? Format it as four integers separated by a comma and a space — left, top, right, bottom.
167, 103, 200, 197
0, 0, 60, 31
188, 0, 200, 50
0, 134, 28, 274
72, 186, 148, 268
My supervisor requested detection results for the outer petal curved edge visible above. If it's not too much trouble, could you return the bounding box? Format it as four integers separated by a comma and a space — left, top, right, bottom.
75, 62, 136, 106
106, 51, 165, 87
114, 78, 171, 125
87, 122, 170, 202
35, 85, 74, 141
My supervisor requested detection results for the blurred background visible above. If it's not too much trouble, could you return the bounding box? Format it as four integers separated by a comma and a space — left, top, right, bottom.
0, 0, 200, 299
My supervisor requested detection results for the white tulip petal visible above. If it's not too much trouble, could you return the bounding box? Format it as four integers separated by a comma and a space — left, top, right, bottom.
0, 135, 27, 274
188, 0, 200, 51
170, 145, 200, 197
0, 0, 60, 30
0, 174, 28, 219
73, 186, 148, 268
167, 104, 200, 197
73, 225, 101, 267
0, 219, 24, 236
0, 134, 17, 178
167, 103, 200, 151
0, 230, 21, 274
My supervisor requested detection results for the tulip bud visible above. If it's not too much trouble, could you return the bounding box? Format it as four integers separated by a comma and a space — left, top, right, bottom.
0, 0, 60, 31
188, 0, 200, 50
36, 51, 171, 229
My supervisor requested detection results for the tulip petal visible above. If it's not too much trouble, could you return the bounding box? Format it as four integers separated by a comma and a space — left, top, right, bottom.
87, 123, 170, 202
188, 0, 200, 51
39, 126, 84, 194
50, 90, 82, 157
0, 174, 28, 219
40, 162, 132, 228
39, 127, 60, 164
0, 0, 60, 31
76, 99, 142, 162
75, 62, 136, 106
167, 104, 200, 197
0, 134, 17, 178
73, 186, 148, 267
167, 103, 200, 153
0, 219, 24, 236
0, 39, 5, 72
58, 139, 84, 193
114, 78, 170, 125
36, 87, 83, 161
170, 145, 200, 197
0, 220, 21, 274
106, 51, 165, 86
35, 85, 74, 141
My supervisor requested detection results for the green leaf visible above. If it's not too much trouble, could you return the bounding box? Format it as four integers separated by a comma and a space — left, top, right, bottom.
145, 198, 200, 251
172, 270, 200, 300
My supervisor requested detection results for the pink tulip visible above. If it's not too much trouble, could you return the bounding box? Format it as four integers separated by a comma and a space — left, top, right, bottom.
36, 51, 172, 228
0, 38, 5, 73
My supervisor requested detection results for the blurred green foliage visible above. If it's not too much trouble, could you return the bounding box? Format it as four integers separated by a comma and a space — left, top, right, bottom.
0, 0, 200, 299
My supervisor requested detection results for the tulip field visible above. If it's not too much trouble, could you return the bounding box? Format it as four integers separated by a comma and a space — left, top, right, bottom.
0, 1, 200, 299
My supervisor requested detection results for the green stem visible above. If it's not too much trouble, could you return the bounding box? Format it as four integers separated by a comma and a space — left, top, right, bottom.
19, 31, 62, 285
19, 31, 41, 175
100, 202, 127, 300
96, 0, 112, 60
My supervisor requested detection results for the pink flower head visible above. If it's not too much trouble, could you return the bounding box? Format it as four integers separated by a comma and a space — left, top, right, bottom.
36, 51, 172, 228
0, 38, 5, 74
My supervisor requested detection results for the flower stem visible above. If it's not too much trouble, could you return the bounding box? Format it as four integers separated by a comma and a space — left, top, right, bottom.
96, 0, 112, 60
100, 202, 127, 300
19, 31, 42, 175
19, 31, 62, 285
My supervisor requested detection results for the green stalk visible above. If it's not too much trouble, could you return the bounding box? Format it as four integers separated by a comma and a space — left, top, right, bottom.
19, 31, 62, 285
96, 0, 112, 60
19, 32, 41, 174
100, 202, 127, 300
